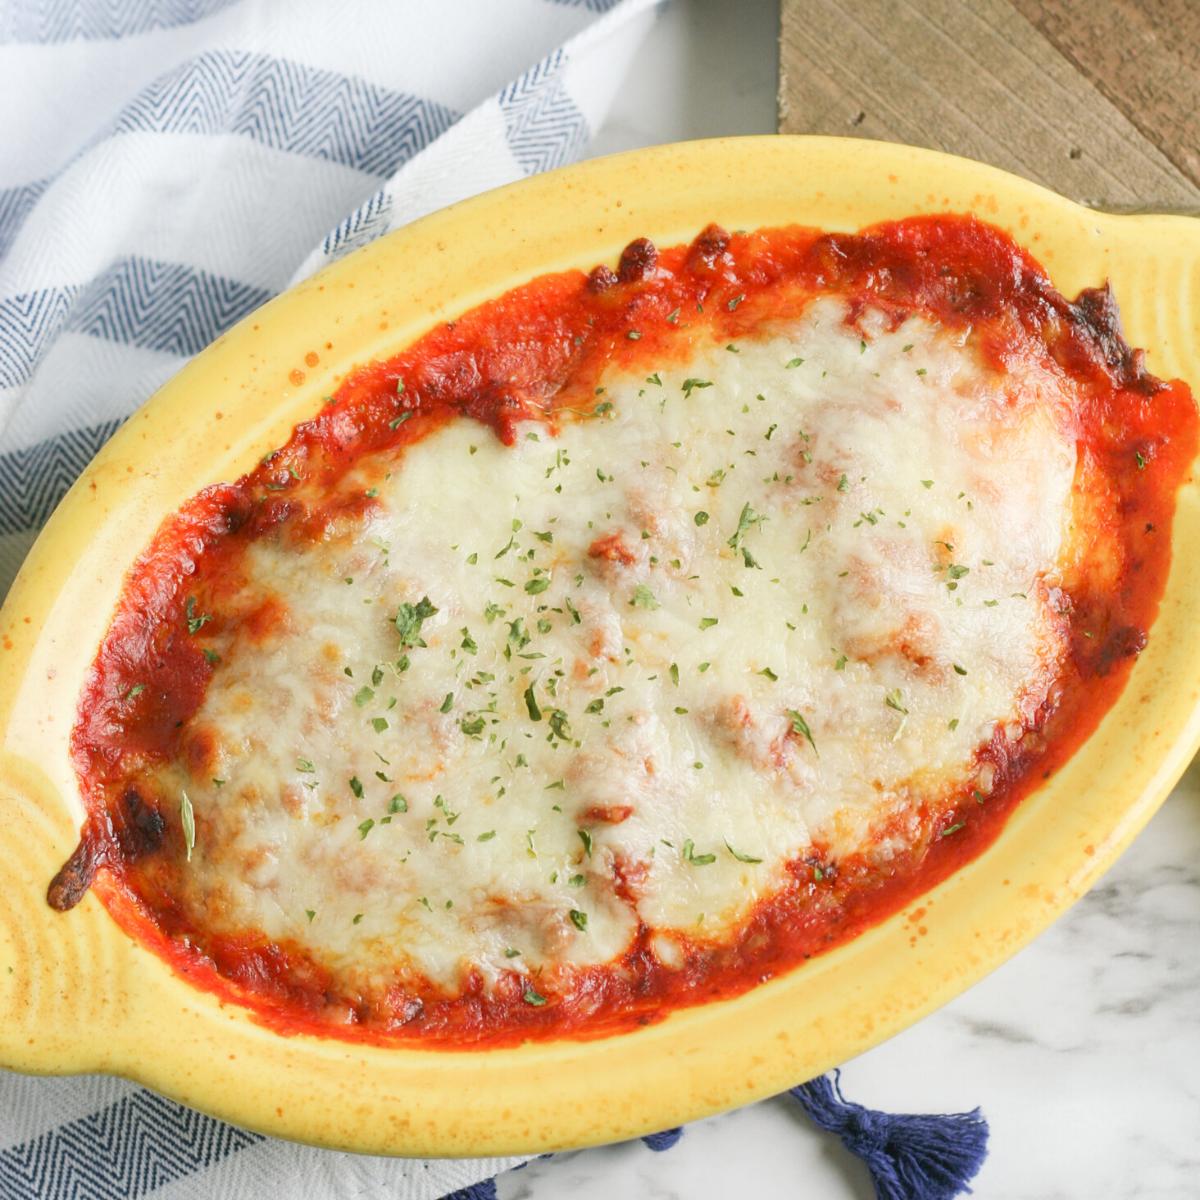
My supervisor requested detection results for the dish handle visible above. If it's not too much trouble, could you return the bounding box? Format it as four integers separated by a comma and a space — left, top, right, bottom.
0, 753, 127, 1075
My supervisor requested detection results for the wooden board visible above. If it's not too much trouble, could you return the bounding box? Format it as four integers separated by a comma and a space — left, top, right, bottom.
778, 0, 1200, 212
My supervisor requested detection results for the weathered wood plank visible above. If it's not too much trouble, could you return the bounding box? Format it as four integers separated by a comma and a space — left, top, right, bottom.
1011, 0, 1200, 190
778, 0, 1200, 210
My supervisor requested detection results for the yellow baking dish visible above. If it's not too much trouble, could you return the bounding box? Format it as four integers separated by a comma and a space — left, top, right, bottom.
1, 135, 1198, 1157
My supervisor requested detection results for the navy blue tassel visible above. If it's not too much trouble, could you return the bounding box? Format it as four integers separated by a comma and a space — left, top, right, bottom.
440, 1181, 497, 1200
789, 1071, 989, 1200
439, 1072, 987, 1200
641, 1126, 684, 1151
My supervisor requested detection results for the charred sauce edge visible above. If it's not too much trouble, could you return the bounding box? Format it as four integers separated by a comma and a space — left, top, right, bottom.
50, 215, 1198, 1048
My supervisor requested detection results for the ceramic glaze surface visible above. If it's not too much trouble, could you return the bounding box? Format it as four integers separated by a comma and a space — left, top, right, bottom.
1, 137, 1198, 1157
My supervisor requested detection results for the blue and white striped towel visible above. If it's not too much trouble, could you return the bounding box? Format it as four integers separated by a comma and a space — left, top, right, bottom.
0, 0, 662, 599
0, 2, 663, 1197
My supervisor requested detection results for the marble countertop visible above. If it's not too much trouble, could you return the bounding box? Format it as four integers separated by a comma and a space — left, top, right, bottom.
499, 2, 1200, 1197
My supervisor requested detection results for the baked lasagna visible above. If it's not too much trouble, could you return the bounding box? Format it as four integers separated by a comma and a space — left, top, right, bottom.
50, 216, 1197, 1045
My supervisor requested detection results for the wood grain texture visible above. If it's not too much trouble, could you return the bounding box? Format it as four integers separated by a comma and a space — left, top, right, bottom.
1012, 0, 1200, 190
778, 0, 1200, 211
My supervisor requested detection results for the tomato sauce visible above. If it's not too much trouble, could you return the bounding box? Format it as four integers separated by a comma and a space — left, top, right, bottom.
51, 216, 1198, 1046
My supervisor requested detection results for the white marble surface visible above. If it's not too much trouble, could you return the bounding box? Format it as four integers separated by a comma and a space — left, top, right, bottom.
496, 2, 1200, 1197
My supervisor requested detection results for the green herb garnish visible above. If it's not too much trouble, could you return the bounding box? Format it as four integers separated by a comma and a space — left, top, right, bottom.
786, 709, 818, 756
682, 839, 716, 866
725, 840, 763, 864
394, 595, 438, 647
180, 790, 196, 862
185, 597, 211, 635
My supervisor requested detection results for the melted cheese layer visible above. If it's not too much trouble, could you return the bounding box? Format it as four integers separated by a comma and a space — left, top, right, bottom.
162, 298, 1077, 995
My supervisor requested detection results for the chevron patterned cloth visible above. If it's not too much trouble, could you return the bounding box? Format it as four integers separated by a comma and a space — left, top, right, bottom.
0, 2, 663, 1197
0, 0, 662, 601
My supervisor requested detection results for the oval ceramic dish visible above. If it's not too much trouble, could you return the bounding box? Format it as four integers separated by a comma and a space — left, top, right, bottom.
2, 137, 1199, 1157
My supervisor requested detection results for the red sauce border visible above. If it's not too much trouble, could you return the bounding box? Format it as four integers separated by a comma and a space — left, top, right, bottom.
52, 215, 1198, 1047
